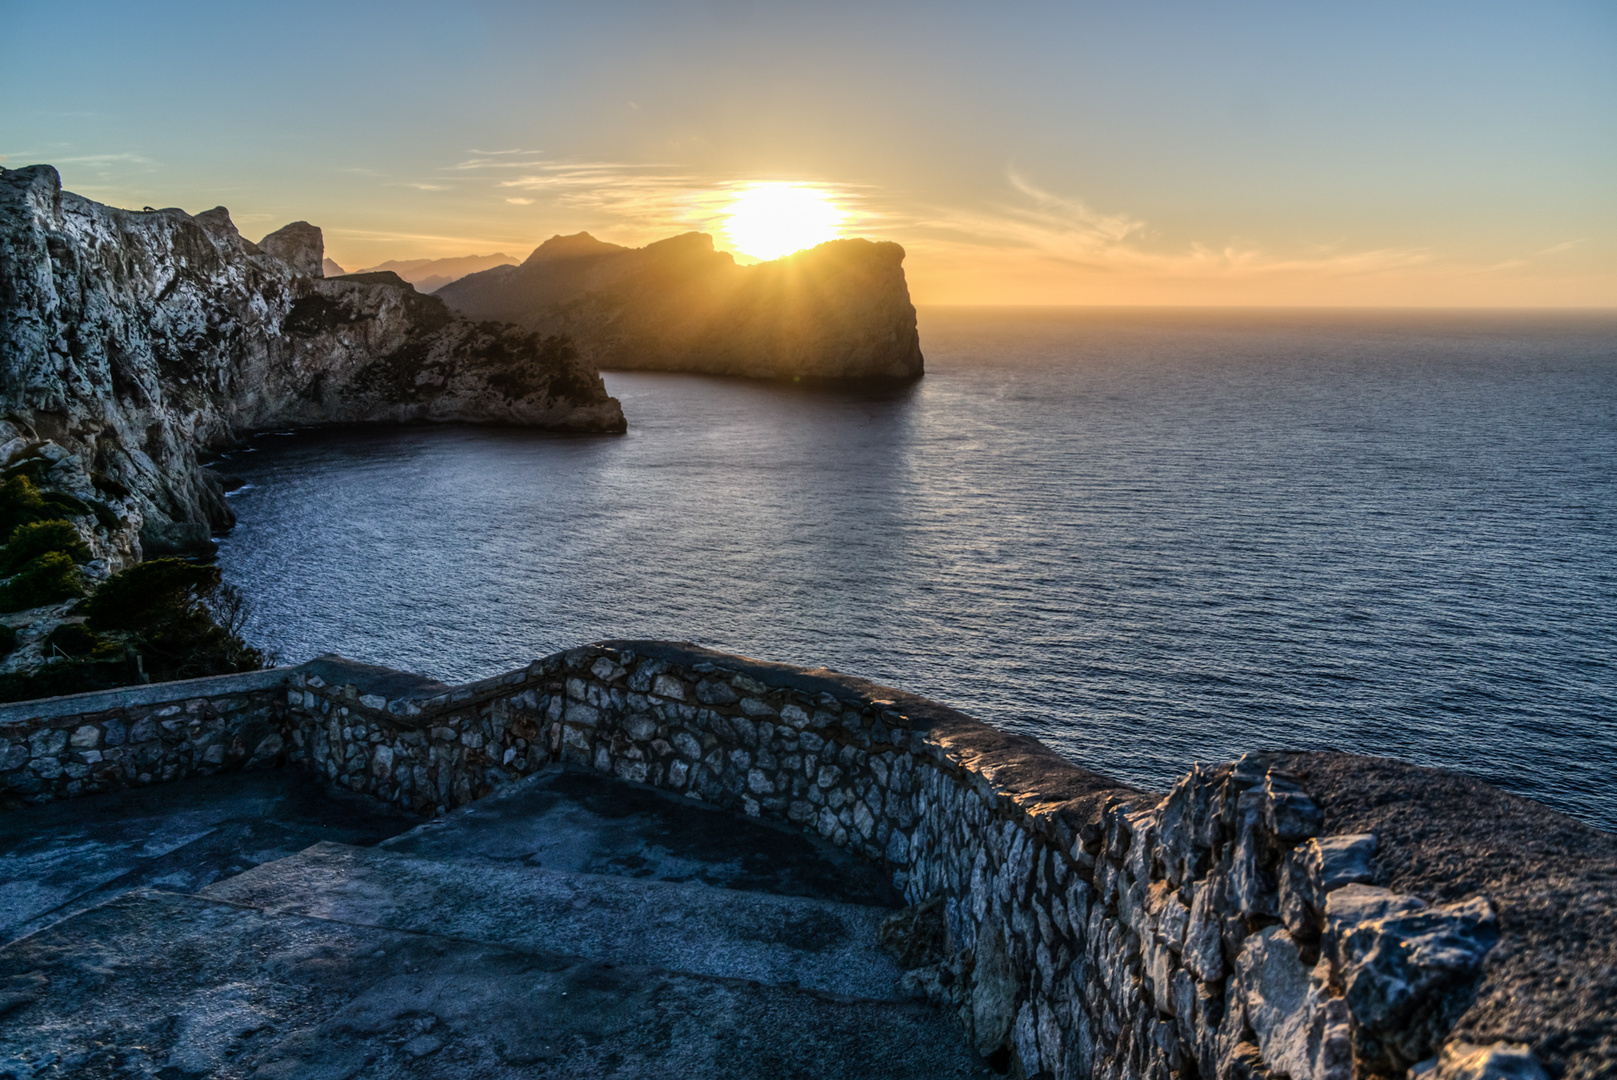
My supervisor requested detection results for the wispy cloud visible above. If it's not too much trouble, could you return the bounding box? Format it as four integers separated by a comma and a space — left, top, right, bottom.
391, 181, 450, 191
453, 149, 548, 171
1533, 239, 1584, 257
905, 169, 1433, 282
54, 152, 157, 167
506, 197, 533, 205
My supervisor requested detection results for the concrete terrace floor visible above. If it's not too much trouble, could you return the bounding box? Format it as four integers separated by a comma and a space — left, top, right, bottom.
0, 766, 994, 1079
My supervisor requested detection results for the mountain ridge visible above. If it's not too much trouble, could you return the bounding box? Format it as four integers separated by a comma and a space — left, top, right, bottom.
351, 252, 519, 294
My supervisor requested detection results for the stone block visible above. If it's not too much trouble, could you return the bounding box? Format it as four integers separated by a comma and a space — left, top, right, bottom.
1261, 773, 1323, 843
695, 678, 739, 705
1339, 896, 1499, 1070
1281, 834, 1378, 941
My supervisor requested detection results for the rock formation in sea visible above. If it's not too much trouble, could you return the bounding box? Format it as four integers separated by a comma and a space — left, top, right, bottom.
436, 231, 924, 381
0, 165, 625, 566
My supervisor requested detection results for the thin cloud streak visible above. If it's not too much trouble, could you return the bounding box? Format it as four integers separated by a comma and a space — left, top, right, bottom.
54, 152, 157, 167
903, 171, 1435, 283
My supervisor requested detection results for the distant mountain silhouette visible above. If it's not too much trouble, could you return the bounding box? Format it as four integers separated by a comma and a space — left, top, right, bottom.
354, 253, 518, 294
322, 257, 347, 277
436, 232, 922, 380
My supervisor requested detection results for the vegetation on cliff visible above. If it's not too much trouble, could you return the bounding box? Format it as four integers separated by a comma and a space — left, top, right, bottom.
0, 557, 264, 703
0, 450, 263, 700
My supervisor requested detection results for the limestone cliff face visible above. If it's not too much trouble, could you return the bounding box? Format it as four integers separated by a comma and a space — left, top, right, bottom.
0, 165, 625, 561
437, 231, 924, 381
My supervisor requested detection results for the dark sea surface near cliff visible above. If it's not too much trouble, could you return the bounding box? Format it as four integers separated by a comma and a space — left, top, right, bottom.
214, 308, 1617, 829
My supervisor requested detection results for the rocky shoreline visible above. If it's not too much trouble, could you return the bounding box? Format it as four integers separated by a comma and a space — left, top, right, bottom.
0, 164, 632, 691
0, 164, 626, 564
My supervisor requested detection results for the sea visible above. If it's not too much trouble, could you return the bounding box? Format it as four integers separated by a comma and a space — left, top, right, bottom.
213, 308, 1617, 830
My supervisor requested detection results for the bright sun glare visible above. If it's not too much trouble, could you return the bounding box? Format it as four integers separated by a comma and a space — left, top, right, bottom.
722, 183, 845, 261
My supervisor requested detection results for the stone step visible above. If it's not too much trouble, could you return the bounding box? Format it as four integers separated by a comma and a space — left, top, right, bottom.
0, 889, 992, 1080
201, 841, 910, 1001
378, 764, 901, 907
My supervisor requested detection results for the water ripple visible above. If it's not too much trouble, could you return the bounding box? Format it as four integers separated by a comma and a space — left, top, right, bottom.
214, 309, 1617, 830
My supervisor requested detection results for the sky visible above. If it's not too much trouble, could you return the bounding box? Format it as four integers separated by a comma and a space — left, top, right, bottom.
3, 0, 1614, 305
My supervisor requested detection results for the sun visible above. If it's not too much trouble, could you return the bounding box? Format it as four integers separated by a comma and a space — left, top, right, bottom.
722, 183, 845, 261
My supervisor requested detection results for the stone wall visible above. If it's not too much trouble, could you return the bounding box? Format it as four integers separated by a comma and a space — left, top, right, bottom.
0, 668, 289, 801
1, 641, 1606, 1080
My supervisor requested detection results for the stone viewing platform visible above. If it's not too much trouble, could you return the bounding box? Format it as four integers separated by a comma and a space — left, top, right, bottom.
1, 642, 1611, 1079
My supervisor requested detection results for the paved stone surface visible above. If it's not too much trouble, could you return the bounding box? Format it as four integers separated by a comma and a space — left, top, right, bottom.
0, 763, 986, 1077
380, 765, 902, 907
0, 770, 413, 944
0, 890, 992, 1079
203, 842, 910, 999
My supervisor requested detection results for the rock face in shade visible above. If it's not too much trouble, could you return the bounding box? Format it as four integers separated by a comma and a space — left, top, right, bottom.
0, 165, 625, 557
437, 231, 925, 381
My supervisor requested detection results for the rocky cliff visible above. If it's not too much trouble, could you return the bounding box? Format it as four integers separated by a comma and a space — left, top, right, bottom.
0, 165, 625, 563
436, 231, 924, 381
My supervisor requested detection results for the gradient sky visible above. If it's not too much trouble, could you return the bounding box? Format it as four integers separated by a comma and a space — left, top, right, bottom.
4, 1, 1614, 305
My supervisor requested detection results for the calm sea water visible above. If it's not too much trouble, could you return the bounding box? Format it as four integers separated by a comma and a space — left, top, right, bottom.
214, 309, 1617, 830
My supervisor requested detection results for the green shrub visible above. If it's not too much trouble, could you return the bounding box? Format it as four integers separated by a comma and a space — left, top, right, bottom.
44, 622, 101, 658
0, 476, 50, 542
85, 558, 220, 633
0, 552, 85, 612
0, 520, 89, 575
0, 476, 90, 541
84, 558, 262, 680
39, 491, 89, 518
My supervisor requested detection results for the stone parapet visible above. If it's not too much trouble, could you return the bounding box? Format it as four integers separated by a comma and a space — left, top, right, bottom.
1, 641, 1605, 1080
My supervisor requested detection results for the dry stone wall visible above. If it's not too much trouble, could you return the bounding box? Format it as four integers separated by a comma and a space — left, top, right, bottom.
0, 668, 288, 801
0, 641, 1599, 1080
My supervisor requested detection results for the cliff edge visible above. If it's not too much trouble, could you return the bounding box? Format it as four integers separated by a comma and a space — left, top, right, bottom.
0, 165, 625, 560
437, 231, 925, 381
